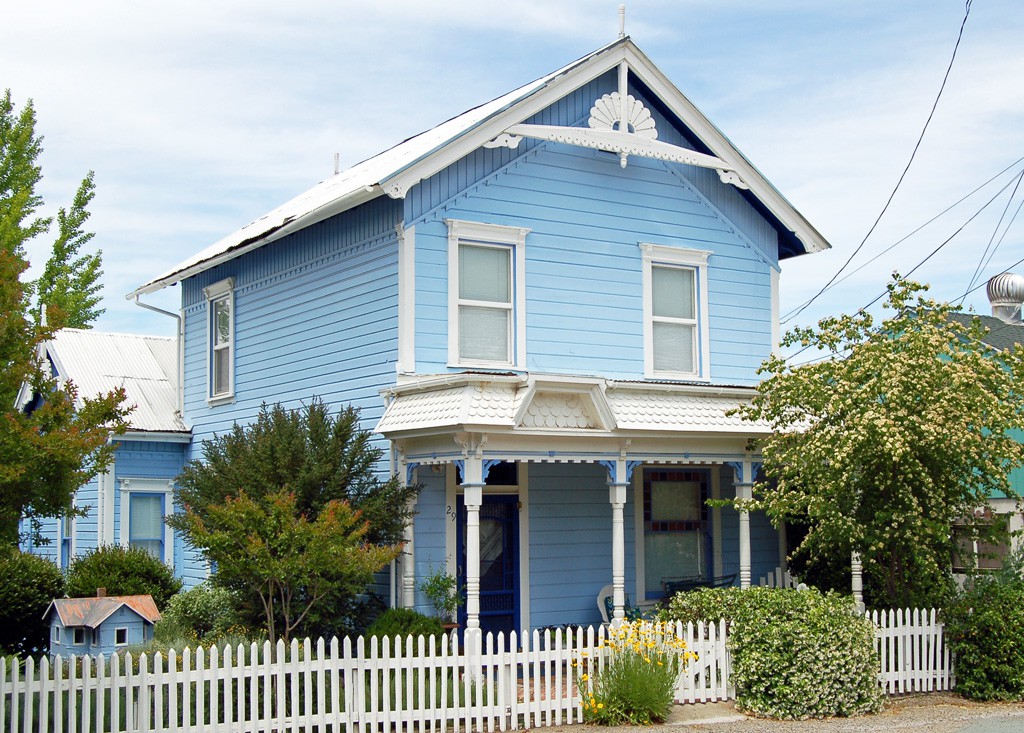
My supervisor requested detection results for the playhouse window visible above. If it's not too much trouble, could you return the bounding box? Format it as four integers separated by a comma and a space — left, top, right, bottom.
115, 628, 128, 646
73, 627, 85, 645
447, 220, 528, 369
204, 278, 235, 404
52, 626, 60, 644
641, 244, 710, 380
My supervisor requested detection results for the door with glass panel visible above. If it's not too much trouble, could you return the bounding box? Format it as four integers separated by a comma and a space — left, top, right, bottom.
456, 494, 520, 638
642, 469, 709, 599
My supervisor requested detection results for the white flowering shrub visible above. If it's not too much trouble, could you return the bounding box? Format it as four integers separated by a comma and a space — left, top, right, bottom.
725, 588, 882, 719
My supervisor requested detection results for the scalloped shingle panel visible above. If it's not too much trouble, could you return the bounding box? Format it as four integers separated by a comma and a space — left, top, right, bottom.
520, 391, 598, 429
465, 384, 519, 423
378, 387, 467, 432
605, 390, 769, 433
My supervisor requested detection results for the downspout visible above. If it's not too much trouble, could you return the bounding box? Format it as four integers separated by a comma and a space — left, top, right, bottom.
131, 295, 185, 415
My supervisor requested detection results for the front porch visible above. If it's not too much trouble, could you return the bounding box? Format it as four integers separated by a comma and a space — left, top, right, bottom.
376, 373, 789, 632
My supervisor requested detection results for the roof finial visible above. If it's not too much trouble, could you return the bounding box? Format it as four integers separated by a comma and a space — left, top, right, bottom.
618, 5, 626, 38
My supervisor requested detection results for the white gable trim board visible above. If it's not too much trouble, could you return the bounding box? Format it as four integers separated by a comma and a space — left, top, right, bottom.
130, 38, 828, 299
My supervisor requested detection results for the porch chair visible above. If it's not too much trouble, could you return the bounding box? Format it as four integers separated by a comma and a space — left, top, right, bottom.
597, 584, 644, 624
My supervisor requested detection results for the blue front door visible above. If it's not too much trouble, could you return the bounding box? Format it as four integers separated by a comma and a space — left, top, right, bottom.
457, 494, 520, 637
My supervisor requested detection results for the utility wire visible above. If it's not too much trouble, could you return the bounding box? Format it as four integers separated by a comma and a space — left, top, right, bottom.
783, 0, 974, 324
781, 174, 1018, 365
830, 156, 1024, 292
964, 170, 1024, 300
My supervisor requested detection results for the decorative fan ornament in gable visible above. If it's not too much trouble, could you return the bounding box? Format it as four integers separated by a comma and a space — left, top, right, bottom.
487, 60, 748, 188
520, 391, 599, 430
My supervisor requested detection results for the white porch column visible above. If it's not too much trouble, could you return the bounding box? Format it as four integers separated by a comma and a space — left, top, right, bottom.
851, 551, 864, 611
609, 477, 628, 623
401, 462, 417, 609
732, 461, 755, 589
462, 456, 484, 641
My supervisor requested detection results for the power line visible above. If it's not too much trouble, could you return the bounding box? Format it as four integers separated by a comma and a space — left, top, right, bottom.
964, 170, 1024, 300
829, 156, 1024, 293
783, 0, 975, 324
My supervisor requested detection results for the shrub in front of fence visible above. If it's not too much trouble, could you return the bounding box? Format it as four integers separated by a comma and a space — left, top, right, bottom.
944, 563, 1024, 701
0, 548, 65, 657
155, 582, 243, 642
580, 620, 693, 725
730, 589, 882, 719
365, 608, 446, 651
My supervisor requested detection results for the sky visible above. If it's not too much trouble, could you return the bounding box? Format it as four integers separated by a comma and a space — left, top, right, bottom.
3, 0, 1022, 341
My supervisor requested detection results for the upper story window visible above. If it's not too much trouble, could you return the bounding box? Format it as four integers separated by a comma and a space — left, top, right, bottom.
447, 220, 529, 369
640, 244, 711, 380
203, 278, 234, 404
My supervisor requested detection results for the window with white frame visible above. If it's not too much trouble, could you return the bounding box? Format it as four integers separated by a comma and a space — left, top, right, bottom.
119, 479, 174, 566
204, 278, 234, 402
641, 244, 710, 379
73, 627, 85, 645
953, 513, 1011, 572
52, 626, 61, 644
447, 220, 528, 368
115, 628, 128, 646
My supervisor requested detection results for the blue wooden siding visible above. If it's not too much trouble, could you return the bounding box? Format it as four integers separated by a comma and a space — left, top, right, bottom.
113, 440, 194, 582
411, 471, 449, 616
408, 82, 777, 385
528, 463, 635, 629
180, 196, 402, 456
73, 476, 100, 555
716, 466, 782, 582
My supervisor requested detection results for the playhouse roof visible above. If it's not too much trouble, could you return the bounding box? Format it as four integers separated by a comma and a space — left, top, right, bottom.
131, 37, 829, 297
45, 595, 161, 629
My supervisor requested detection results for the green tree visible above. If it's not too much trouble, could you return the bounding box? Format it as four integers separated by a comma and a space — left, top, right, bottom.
734, 277, 1024, 608
168, 399, 419, 640
35, 171, 104, 328
65, 545, 183, 609
174, 489, 399, 645
0, 92, 130, 546
1, 90, 105, 329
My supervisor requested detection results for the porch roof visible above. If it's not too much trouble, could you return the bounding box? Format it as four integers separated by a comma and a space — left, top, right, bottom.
376, 373, 770, 439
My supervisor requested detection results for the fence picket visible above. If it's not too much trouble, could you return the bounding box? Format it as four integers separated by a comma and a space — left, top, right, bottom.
1, 612, 968, 732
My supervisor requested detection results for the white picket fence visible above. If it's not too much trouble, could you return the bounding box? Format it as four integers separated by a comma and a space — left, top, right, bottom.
872, 608, 953, 694
0, 611, 952, 732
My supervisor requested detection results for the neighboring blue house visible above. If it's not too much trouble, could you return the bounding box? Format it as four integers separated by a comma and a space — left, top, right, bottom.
19, 330, 203, 586
44, 594, 160, 658
128, 36, 831, 634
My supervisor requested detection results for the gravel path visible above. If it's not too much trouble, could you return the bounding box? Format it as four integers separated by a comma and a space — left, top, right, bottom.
551, 694, 1024, 733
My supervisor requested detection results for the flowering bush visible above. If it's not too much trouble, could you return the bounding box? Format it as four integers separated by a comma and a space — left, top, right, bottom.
577, 620, 694, 725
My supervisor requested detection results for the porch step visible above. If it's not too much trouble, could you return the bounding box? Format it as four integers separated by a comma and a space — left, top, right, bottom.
666, 701, 746, 726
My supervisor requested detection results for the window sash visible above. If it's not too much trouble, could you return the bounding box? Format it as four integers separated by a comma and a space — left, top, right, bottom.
457, 243, 514, 364
129, 493, 164, 559
210, 295, 233, 397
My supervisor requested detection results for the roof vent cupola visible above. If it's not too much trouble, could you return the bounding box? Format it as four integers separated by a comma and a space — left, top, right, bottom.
986, 272, 1024, 324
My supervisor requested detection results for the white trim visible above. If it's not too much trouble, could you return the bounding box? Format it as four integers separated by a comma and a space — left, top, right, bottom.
446, 220, 529, 369
397, 224, 417, 375
640, 244, 712, 380
204, 277, 235, 405
118, 478, 174, 566
100, 468, 116, 546
770, 268, 781, 352
114, 627, 129, 647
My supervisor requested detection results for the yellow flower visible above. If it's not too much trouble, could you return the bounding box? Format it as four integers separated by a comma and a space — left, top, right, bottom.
581, 674, 589, 681
597, 703, 604, 709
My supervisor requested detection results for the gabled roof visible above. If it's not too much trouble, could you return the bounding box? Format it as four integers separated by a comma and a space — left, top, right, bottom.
947, 312, 1024, 352
45, 595, 161, 628
132, 37, 830, 297
42, 329, 189, 435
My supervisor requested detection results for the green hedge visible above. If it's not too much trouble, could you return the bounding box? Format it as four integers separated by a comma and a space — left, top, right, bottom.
944, 567, 1024, 701
0, 549, 65, 656
66, 545, 182, 608
661, 587, 882, 719
364, 608, 446, 652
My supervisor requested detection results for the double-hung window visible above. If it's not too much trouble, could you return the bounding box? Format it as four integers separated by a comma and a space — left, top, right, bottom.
203, 278, 234, 403
119, 479, 174, 566
447, 220, 528, 368
641, 244, 710, 380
